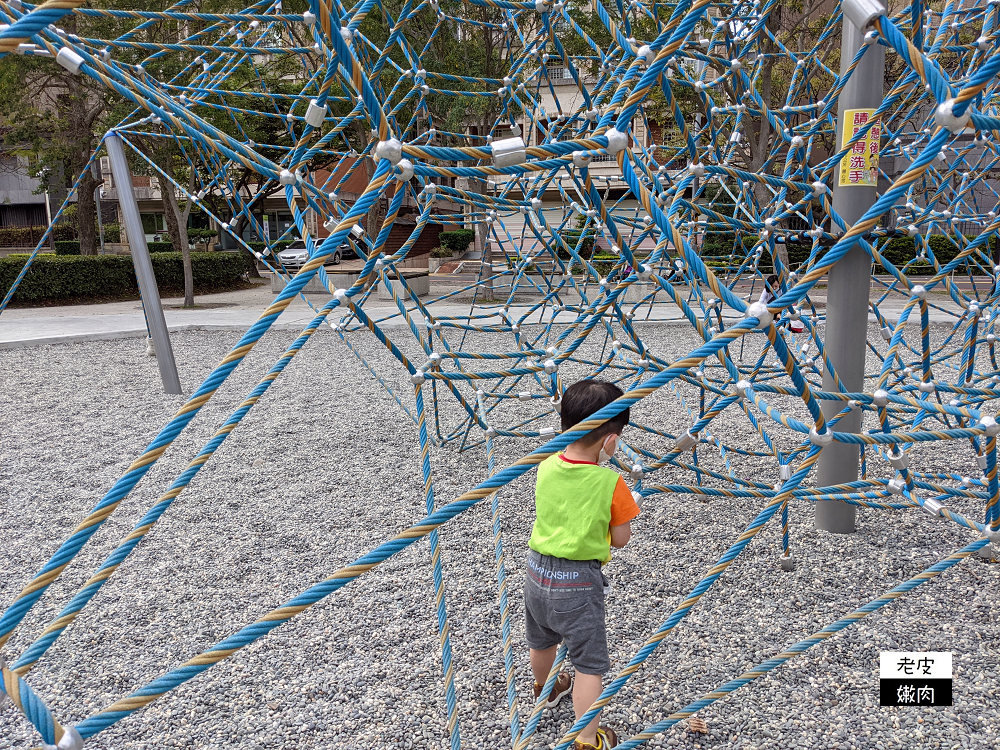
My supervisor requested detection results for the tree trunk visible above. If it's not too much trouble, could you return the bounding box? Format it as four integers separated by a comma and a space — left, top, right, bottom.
162, 185, 194, 307
77, 169, 98, 255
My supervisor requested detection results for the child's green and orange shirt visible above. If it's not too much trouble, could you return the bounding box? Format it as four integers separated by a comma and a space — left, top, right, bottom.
528, 452, 641, 563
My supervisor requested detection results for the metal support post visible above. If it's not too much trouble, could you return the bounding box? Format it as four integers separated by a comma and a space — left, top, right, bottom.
815, 12, 886, 532
105, 134, 182, 395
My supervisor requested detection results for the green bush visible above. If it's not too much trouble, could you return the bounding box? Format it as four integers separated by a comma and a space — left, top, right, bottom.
439, 229, 475, 255
102, 222, 121, 243
54, 240, 81, 256
0, 252, 257, 305
558, 229, 595, 259
430, 246, 453, 258
148, 241, 174, 253
187, 227, 218, 242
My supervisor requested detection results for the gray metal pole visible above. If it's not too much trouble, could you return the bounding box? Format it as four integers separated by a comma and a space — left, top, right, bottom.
105, 134, 182, 395
814, 9, 886, 533
94, 186, 105, 255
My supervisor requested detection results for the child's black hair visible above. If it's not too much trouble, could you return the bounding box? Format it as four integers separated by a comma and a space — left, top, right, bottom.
560, 379, 630, 445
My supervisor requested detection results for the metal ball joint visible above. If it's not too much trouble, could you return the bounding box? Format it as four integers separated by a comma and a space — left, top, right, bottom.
735, 379, 752, 400
934, 99, 972, 134
745, 301, 773, 328
978, 416, 1000, 436
375, 138, 403, 164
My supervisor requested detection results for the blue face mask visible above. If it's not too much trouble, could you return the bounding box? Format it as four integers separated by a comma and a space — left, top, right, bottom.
598, 435, 617, 464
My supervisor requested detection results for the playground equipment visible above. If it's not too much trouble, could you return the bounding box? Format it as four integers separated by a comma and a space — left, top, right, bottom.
2, 0, 1000, 748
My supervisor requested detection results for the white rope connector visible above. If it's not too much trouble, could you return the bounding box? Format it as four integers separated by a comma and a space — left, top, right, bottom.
604, 128, 627, 155
745, 301, 773, 328
934, 99, 972, 134
872, 389, 889, 407
278, 169, 295, 185
42, 727, 84, 750
673, 429, 699, 452
304, 99, 327, 127
492, 136, 526, 167
56, 47, 85, 74
842, 0, 886, 31
978, 415, 1000, 436
572, 151, 592, 168
887, 447, 908, 470
809, 426, 833, 446
635, 45, 654, 65
922, 496, 945, 517
735, 380, 752, 400
375, 138, 403, 164
396, 159, 414, 182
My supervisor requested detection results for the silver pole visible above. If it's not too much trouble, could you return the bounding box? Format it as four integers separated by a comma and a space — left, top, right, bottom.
814, 8, 886, 533
105, 134, 182, 395
94, 186, 105, 254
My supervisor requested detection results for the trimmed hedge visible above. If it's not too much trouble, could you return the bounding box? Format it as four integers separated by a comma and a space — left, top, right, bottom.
0, 224, 75, 247
148, 241, 174, 253
55, 240, 81, 256
700, 233, 997, 275
0, 252, 257, 305
439, 229, 475, 255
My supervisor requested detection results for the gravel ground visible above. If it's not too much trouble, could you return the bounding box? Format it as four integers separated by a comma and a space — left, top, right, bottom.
1, 320, 998, 750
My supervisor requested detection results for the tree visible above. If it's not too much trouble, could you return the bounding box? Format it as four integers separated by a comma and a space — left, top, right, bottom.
0, 15, 111, 254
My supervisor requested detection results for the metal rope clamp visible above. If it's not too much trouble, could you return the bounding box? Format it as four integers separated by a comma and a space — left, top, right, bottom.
673, 429, 699, 452
920, 495, 946, 518
887, 447, 909, 470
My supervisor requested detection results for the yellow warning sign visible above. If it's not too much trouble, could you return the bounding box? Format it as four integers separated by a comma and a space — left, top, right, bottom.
838, 108, 881, 187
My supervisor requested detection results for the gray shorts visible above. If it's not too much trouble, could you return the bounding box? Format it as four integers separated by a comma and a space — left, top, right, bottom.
524, 550, 610, 675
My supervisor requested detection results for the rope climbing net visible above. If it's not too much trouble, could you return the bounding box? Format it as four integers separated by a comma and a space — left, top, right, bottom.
2, 0, 1000, 747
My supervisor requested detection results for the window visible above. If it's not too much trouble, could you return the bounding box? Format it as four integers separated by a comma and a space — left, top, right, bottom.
545, 65, 570, 80
140, 213, 166, 234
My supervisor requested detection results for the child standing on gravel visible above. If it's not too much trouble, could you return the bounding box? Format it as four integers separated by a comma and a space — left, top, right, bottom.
524, 379, 640, 750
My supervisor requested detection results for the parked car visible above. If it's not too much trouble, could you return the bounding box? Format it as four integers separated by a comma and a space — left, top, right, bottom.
277, 239, 356, 268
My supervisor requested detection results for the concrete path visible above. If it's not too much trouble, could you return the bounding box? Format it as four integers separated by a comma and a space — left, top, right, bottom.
0, 276, 973, 349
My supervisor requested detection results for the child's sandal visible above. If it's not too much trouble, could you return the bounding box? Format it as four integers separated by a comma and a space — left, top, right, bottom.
574, 725, 618, 749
